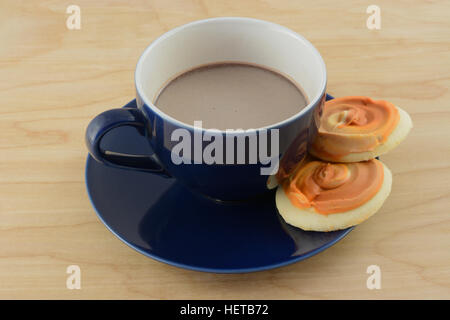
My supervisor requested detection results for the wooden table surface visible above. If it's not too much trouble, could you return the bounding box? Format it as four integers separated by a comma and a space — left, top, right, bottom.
1, 0, 449, 299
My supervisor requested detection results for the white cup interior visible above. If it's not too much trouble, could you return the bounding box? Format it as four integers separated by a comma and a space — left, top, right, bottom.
135, 17, 327, 129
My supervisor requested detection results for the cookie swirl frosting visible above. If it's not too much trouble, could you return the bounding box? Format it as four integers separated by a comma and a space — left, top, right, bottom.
311, 96, 399, 160
283, 159, 384, 214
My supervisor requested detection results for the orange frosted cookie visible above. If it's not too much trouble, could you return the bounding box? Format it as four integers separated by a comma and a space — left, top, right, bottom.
276, 158, 392, 231
310, 96, 412, 162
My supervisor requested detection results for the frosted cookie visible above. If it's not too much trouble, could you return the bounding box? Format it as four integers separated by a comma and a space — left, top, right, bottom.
310, 96, 412, 162
276, 159, 392, 232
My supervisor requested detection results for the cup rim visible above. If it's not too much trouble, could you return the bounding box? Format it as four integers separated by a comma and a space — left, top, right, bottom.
135, 17, 327, 133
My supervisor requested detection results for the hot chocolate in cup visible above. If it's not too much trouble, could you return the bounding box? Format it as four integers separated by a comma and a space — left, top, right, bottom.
85, 17, 327, 201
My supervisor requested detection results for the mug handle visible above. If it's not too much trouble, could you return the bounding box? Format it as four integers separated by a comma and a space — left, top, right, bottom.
85, 104, 170, 177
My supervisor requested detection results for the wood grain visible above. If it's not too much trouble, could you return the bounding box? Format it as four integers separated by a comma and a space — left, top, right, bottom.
0, 0, 449, 299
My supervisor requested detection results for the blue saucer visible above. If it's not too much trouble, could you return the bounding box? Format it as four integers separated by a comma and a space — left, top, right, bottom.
85, 96, 353, 273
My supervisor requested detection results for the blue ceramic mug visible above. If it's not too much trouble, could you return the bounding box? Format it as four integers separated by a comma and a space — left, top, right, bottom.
85, 17, 327, 201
